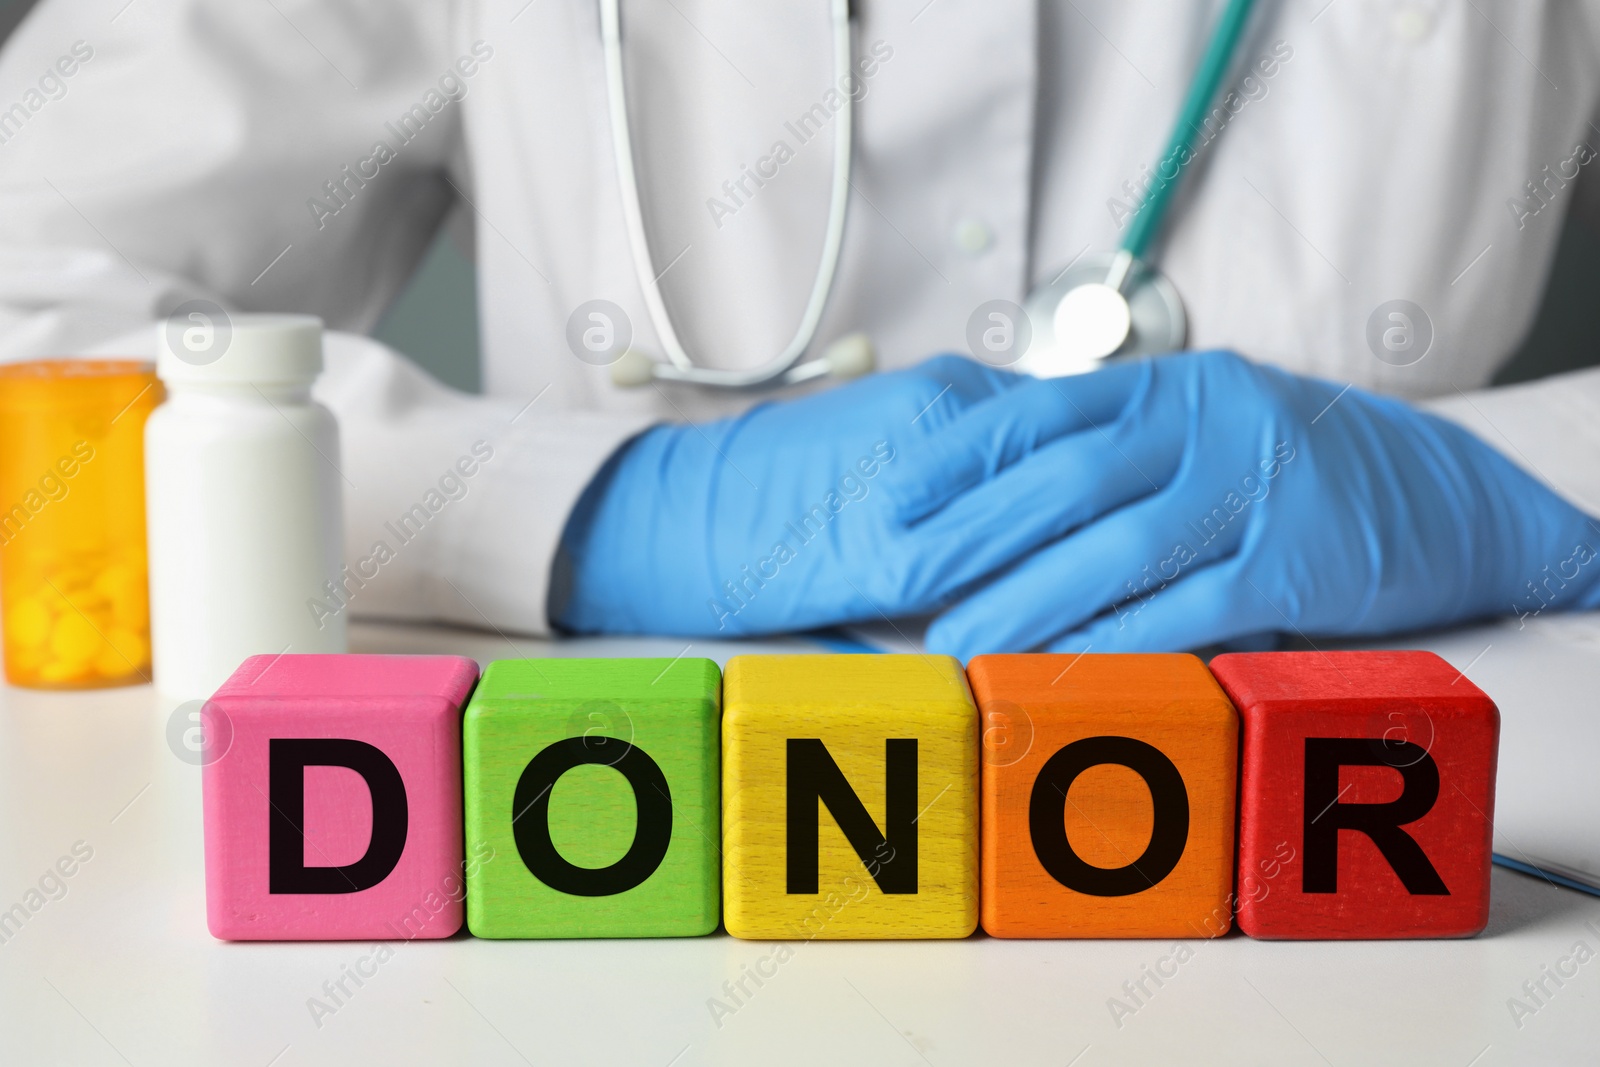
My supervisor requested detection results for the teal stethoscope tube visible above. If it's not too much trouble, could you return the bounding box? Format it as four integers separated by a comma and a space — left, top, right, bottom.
1018, 0, 1260, 376
1121, 0, 1259, 261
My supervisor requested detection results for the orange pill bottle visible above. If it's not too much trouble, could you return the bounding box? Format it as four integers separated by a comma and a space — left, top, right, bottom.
0, 359, 163, 688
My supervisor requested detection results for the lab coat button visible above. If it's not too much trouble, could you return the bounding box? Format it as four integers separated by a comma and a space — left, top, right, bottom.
953, 217, 993, 255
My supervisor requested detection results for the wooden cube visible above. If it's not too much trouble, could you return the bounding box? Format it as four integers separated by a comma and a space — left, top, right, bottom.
1210, 650, 1499, 939
462, 657, 720, 938
202, 654, 479, 940
722, 654, 978, 939
970, 654, 1238, 938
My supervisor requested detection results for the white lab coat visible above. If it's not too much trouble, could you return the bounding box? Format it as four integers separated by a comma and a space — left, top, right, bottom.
2, 0, 1598, 635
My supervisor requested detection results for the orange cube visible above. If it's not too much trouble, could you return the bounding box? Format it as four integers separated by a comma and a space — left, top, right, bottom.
971, 654, 1238, 938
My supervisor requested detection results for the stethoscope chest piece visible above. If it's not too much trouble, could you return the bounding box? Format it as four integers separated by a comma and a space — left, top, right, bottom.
1017, 251, 1187, 378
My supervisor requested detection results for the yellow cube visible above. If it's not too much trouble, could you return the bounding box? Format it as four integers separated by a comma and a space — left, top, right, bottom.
722, 654, 978, 939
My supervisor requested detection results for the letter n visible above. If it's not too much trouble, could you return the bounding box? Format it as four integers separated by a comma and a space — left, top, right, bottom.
785, 738, 917, 894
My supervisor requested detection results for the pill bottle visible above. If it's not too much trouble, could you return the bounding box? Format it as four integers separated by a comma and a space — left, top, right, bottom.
145, 313, 346, 702
0, 360, 163, 688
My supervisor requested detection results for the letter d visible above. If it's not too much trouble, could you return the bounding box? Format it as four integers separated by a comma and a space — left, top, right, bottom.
269, 739, 408, 893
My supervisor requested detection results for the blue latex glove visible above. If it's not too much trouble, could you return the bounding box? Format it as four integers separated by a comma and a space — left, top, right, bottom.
892, 350, 1600, 659
551, 355, 1026, 636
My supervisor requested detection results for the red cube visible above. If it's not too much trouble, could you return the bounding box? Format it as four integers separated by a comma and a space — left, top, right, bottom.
1210, 650, 1498, 939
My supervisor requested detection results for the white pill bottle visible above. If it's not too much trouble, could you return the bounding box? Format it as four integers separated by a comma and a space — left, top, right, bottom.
146, 312, 346, 701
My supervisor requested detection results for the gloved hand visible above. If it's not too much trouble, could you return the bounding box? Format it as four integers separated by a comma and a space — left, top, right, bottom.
892, 350, 1600, 659
550, 355, 1027, 636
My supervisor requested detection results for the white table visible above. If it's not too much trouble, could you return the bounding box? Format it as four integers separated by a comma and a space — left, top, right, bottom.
1, 619, 1597, 1066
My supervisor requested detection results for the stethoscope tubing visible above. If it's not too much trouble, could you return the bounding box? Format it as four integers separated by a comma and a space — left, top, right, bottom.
1118, 0, 1258, 273
600, 0, 857, 389
603, 0, 1259, 387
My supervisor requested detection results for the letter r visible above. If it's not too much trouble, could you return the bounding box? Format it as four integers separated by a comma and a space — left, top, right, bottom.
1302, 738, 1448, 895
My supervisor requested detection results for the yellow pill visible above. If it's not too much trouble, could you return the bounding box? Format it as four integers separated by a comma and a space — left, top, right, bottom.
48, 611, 102, 665
52, 564, 94, 596
38, 659, 90, 685
114, 598, 147, 631
6, 644, 43, 676
93, 646, 137, 680
101, 626, 149, 669
74, 594, 112, 624
93, 608, 116, 633
102, 569, 150, 629
94, 562, 136, 600
5, 597, 53, 649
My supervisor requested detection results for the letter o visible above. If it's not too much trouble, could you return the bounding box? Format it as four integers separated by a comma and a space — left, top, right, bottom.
512, 737, 672, 897
1028, 736, 1190, 896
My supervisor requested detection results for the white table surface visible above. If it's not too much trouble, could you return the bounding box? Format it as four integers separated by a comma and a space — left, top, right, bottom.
1, 618, 1597, 1067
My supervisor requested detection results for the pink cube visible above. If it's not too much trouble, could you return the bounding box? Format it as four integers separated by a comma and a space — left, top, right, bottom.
203, 654, 479, 940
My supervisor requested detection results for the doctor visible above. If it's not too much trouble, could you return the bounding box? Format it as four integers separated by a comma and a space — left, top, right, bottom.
1, 0, 1598, 657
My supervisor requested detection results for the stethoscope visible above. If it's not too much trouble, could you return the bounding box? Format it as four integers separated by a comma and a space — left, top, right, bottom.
601, 0, 1256, 390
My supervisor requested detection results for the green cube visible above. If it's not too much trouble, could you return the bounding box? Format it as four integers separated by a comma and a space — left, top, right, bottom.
463, 657, 721, 937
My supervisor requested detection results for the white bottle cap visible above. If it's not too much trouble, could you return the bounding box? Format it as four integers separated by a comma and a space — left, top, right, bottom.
156, 312, 323, 385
